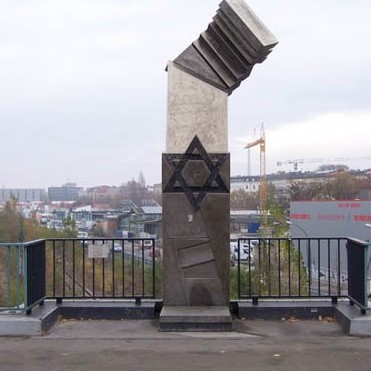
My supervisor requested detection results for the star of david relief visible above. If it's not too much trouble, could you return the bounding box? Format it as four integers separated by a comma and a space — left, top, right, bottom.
163, 136, 229, 212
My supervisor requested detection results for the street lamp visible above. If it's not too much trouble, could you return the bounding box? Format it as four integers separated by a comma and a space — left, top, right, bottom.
286, 220, 308, 238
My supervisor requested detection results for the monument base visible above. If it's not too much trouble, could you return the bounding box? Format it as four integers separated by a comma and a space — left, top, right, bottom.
159, 306, 232, 332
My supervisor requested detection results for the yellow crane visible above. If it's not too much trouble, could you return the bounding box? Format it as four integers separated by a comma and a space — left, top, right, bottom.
244, 124, 266, 210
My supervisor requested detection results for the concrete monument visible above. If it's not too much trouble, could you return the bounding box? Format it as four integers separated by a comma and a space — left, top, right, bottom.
160, 0, 277, 331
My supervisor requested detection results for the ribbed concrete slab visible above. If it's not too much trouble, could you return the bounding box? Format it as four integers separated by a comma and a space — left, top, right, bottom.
238, 300, 335, 320
0, 300, 159, 337
0, 303, 58, 336
46, 319, 255, 340
58, 300, 157, 320
0, 314, 42, 336
335, 302, 371, 336
159, 306, 232, 331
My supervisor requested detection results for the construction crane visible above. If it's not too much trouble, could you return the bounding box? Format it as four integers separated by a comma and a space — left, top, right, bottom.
277, 156, 371, 172
244, 124, 266, 210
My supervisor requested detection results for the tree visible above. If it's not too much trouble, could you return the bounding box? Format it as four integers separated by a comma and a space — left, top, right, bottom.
153, 190, 162, 206
325, 172, 364, 200
124, 173, 152, 206
265, 182, 277, 206
287, 173, 370, 201
138, 171, 146, 188
74, 195, 93, 207
0, 200, 77, 243
317, 164, 349, 172
0, 199, 21, 242
110, 194, 123, 209
230, 189, 259, 210
288, 180, 326, 201
126, 179, 142, 206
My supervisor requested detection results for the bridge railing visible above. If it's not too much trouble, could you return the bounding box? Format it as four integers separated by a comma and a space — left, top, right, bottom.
45, 238, 159, 302
2, 236, 365, 313
0, 240, 47, 314
232, 237, 349, 301
0, 243, 24, 312
346, 238, 371, 313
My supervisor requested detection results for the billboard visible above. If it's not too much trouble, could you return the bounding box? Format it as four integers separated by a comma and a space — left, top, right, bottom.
290, 200, 371, 240
289, 200, 371, 284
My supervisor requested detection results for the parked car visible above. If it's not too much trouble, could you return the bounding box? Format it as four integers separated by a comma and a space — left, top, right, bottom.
143, 240, 153, 249
230, 242, 253, 262
113, 243, 122, 253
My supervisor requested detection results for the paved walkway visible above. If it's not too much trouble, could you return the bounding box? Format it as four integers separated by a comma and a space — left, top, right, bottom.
1, 318, 371, 370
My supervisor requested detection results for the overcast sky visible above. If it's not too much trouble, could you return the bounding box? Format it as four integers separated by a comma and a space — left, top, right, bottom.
1, 0, 371, 189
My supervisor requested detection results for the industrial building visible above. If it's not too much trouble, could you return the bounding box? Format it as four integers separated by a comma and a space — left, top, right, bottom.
0, 188, 45, 203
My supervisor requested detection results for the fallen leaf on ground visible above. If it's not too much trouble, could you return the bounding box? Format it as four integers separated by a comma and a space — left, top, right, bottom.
287, 316, 299, 323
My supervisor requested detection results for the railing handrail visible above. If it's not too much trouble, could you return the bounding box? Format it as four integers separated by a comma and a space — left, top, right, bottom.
44, 237, 156, 241
1, 237, 156, 246
237, 237, 349, 240
0, 239, 46, 247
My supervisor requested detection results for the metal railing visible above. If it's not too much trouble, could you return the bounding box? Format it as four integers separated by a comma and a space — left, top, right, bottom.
346, 238, 371, 313
0, 243, 24, 312
233, 237, 348, 300
0, 240, 47, 313
45, 238, 159, 301
25, 240, 47, 313
1, 236, 358, 313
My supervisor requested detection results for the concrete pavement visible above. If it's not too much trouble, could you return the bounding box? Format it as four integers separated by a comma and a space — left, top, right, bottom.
1, 317, 371, 371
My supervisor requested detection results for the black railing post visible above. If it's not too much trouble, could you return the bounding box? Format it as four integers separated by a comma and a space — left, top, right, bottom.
152, 239, 156, 298
237, 239, 241, 298
24, 240, 46, 314
346, 238, 370, 314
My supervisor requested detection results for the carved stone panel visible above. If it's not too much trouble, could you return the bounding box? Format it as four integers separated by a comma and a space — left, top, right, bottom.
162, 136, 230, 306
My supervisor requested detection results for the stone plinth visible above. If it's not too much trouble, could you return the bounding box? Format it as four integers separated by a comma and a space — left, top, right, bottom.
159, 306, 232, 332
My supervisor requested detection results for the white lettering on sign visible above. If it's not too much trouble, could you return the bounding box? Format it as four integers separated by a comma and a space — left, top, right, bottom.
88, 244, 110, 259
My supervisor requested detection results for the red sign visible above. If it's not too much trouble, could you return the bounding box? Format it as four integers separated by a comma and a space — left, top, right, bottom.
338, 203, 360, 209
291, 213, 311, 220
354, 215, 371, 222
317, 214, 345, 221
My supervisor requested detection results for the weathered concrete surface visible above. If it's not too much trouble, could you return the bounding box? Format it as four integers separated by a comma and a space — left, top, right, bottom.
1, 318, 371, 371
173, 0, 278, 94
166, 62, 228, 153
238, 300, 336, 320
3, 300, 371, 337
0, 314, 43, 336
0, 303, 58, 336
0, 300, 159, 336
335, 302, 371, 336
159, 305, 232, 331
